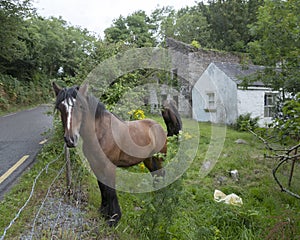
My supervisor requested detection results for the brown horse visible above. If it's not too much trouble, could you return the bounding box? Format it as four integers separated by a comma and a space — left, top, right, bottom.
53, 83, 167, 226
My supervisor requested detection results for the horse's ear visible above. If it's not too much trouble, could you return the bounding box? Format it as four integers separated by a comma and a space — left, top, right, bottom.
52, 82, 61, 96
79, 83, 89, 97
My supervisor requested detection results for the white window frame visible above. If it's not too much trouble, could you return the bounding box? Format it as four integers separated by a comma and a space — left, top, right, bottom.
264, 92, 276, 117
204, 92, 216, 112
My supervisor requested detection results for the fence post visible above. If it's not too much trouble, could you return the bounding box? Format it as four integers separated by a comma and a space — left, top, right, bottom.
64, 144, 72, 197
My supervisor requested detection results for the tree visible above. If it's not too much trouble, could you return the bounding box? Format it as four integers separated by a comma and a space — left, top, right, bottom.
174, 6, 210, 47
0, 0, 32, 75
152, 6, 177, 41
202, 0, 263, 52
104, 11, 156, 47
104, 15, 129, 44
22, 16, 99, 81
153, 5, 210, 47
248, 0, 300, 94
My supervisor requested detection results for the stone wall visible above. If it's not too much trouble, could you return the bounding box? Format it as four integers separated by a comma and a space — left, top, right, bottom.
166, 38, 242, 116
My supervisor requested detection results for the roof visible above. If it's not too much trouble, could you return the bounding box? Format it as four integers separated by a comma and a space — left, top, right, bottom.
213, 62, 265, 87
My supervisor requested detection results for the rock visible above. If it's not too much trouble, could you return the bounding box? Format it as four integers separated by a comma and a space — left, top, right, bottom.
202, 161, 212, 171
229, 169, 239, 181
234, 139, 248, 144
134, 206, 142, 211
216, 176, 228, 185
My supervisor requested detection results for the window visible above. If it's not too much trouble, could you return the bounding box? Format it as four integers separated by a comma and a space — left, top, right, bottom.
264, 93, 276, 117
205, 92, 216, 112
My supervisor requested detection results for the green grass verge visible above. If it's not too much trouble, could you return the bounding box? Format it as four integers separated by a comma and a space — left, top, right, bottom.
1, 116, 299, 239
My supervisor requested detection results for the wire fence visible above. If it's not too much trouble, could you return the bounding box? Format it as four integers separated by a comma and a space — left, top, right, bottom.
0, 148, 64, 240
28, 157, 66, 240
0, 145, 93, 240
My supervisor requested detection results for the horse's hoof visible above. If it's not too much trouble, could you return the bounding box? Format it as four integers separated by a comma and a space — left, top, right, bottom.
107, 213, 121, 227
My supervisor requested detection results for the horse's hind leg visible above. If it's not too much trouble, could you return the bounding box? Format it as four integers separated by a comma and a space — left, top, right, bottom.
97, 180, 122, 227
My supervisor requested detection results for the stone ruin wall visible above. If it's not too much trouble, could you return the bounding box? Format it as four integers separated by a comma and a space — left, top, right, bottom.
166, 38, 241, 116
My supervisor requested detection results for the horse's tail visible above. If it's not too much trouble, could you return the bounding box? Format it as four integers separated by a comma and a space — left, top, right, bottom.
161, 100, 182, 137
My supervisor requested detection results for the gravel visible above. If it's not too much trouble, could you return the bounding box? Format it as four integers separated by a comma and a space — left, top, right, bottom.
20, 196, 94, 240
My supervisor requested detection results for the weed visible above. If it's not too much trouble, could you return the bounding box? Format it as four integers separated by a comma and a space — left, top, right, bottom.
232, 113, 259, 131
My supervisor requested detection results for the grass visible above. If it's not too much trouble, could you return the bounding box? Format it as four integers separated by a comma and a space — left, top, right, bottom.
0, 116, 300, 239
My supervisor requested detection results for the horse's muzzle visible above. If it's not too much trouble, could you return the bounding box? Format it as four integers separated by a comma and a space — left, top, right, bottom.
64, 135, 78, 148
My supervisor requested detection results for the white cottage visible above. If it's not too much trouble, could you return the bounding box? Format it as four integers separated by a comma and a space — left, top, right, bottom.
192, 62, 278, 126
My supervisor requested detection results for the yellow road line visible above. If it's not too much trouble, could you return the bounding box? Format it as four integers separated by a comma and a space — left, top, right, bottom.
0, 155, 30, 184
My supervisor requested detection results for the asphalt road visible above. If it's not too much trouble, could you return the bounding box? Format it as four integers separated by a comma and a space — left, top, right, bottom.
0, 105, 53, 199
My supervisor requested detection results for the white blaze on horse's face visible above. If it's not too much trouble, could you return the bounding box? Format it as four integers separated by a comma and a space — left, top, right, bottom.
62, 98, 75, 131
62, 97, 80, 147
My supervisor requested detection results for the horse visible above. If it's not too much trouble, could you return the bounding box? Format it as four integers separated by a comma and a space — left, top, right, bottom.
161, 99, 182, 136
53, 82, 168, 226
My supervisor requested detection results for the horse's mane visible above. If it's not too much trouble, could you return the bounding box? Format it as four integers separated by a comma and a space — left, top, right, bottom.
86, 94, 107, 119
87, 95, 126, 122
55, 86, 79, 109
55, 86, 107, 120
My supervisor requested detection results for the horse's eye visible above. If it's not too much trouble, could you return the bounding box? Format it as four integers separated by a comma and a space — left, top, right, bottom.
57, 104, 63, 111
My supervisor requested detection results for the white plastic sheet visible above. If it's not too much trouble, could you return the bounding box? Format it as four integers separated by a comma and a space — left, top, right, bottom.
214, 189, 243, 206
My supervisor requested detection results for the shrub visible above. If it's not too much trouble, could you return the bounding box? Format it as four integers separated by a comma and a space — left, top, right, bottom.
233, 113, 259, 131
0, 73, 53, 110
272, 93, 300, 141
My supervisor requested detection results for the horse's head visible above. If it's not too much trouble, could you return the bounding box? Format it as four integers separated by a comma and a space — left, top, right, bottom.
53, 82, 88, 148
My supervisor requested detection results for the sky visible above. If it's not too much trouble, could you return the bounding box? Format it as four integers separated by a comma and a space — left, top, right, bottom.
32, 0, 198, 38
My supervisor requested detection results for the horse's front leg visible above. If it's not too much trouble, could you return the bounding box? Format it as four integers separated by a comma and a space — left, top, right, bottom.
97, 180, 109, 216
97, 180, 121, 227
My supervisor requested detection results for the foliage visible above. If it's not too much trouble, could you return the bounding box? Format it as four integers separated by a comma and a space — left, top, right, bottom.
100, 70, 149, 120
104, 10, 156, 47
128, 109, 145, 120
103, 0, 262, 52
272, 93, 300, 141
0, 0, 32, 66
165, 5, 211, 47
0, 73, 51, 110
0, 0, 118, 110
1, 2, 93, 80
248, 0, 300, 94
2, 0, 299, 115
232, 113, 259, 132
200, 0, 263, 52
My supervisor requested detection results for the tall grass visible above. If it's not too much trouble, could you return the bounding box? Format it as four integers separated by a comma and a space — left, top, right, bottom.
1, 117, 299, 239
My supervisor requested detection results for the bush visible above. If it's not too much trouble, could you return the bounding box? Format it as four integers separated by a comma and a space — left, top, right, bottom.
232, 113, 259, 131
0, 73, 52, 110
273, 93, 300, 141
